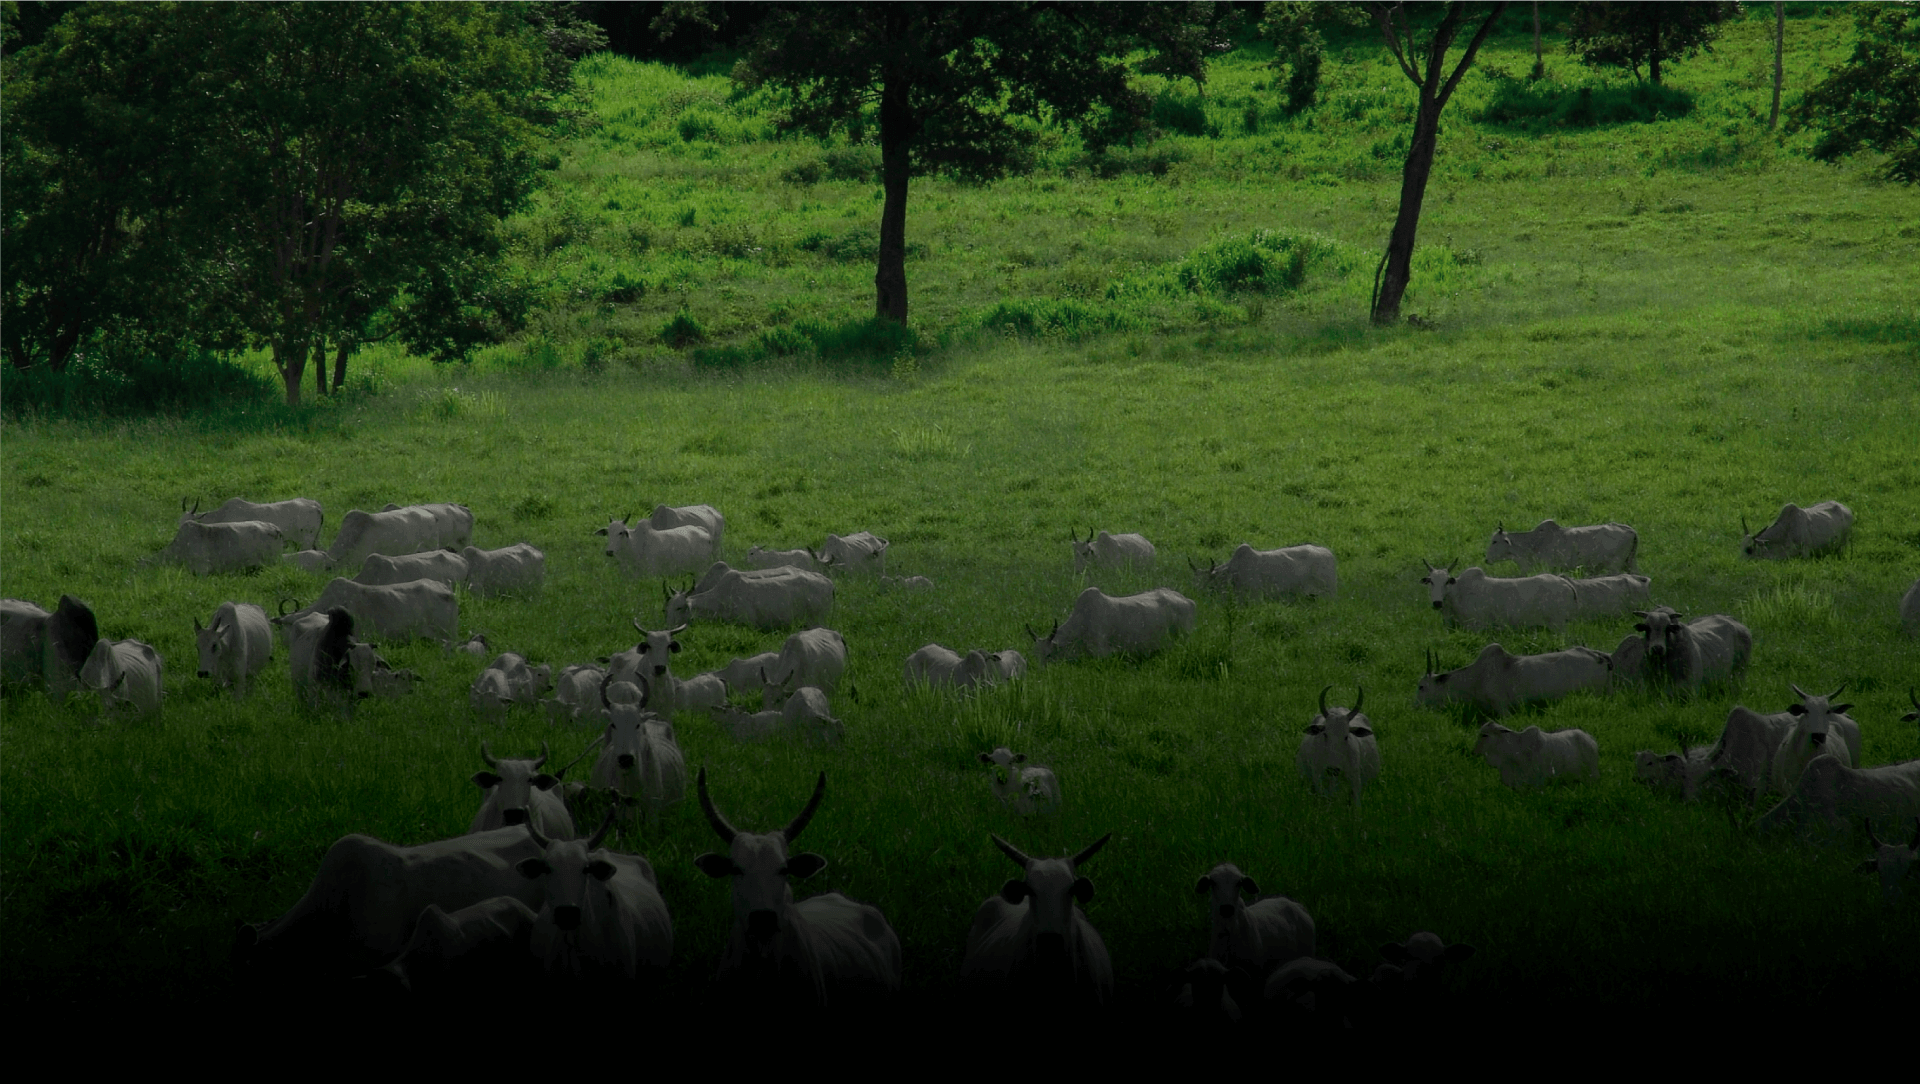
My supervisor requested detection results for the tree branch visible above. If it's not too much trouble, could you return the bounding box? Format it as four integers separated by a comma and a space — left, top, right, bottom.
1438, 3, 1510, 110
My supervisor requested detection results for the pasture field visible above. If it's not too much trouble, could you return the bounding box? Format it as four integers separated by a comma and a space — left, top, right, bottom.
4, 7, 1919, 1022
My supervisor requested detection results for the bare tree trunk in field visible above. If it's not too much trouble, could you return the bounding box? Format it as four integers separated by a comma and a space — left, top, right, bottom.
274, 337, 308, 407
1648, 5, 1663, 85
875, 74, 912, 326
1769, 2, 1784, 129
332, 338, 351, 391
315, 339, 329, 397
1531, 2, 1543, 79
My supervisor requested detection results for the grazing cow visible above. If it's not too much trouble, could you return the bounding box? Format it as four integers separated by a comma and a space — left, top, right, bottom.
1196, 863, 1315, 978
1297, 686, 1380, 804
325, 505, 445, 568
815, 531, 889, 576
1564, 573, 1652, 622
1473, 722, 1599, 788
990, 650, 1028, 682
694, 770, 903, 1006
880, 574, 935, 590
1772, 682, 1857, 795
374, 896, 540, 996
283, 550, 336, 573
714, 685, 844, 745
147, 519, 283, 576
747, 545, 819, 571
356, 550, 469, 588
469, 742, 575, 839
289, 577, 458, 643
79, 637, 165, 719
1422, 564, 1576, 632
978, 748, 1060, 815
650, 503, 725, 557
1855, 818, 1920, 905
1192, 543, 1338, 601
1, 594, 99, 697
1633, 742, 1716, 801
543, 665, 609, 726
1757, 755, 1920, 840
765, 627, 847, 705
1028, 587, 1196, 664
382, 502, 474, 550
1741, 500, 1853, 559
1070, 527, 1154, 575
194, 601, 272, 698
1485, 519, 1638, 574
600, 515, 711, 580
516, 813, 673, 979
960, 834, 1114, 1008
236, 826, 547, 977
664, 564, 834, 630
904, 644, 996, 690
1416, 643, 1609, 717
1629, 607, 1752, 691
592, 702, 685, 820
714, 652, 782, 695
183, 496, 324, 550
1902, 580, 1920, 638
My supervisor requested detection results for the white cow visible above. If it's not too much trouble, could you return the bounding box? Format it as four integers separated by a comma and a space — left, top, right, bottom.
904, 644, 997, 690
148, 519, 283, 576
818, 531, 890, 576
713, 652, 782, 695
1564, 573, 1652, 622
990, 650, 1028, 682
765, 627, 847, 704
960, 834, 1114, 1008
374, 896, 540, 995
283, 550, 336, 573
356, 550, 469, 588
182, 496, 325, 550
665, 563, 834, 630
1423, 564, 1577, 632
747, 545, 819, 571
650, 503, 725, 557
591, 704, 685, 820
1901, 580, 1920, 638
517, 814, 673, 979
382, 502, 474, 550
1192, 543, 1338, 601
1196, 863, 1315, 978
1296, 685, 1380, 804
1028, 587, 1196, 664
1633, 743, 1717, 801
469, 653, 552, 722
1772, 682, 1856, 795
78, 637, 164, 719
1741, 500, 1853, 559
1757, 755, 1920, 840
1698, 700, 1860, 806
290, 578, 458, 643
1070, 527, 1154, 575
1416, 643, 1609, 717
542, 664, 609, 726
694, 770, 903, 1006
713, 686, 843, 745
1628, 607, 1752, 690
451, 632, 491, 657
469, 742, 575, 839
326, 505, 449, 568
1856, 819, 1920, 905
600, 516, 711, 579
1473, 723, 1599, 788
978, 748, 1060, 815
194, 601, 272, 698
283, 607, 415, 708
1, 595, 97, 698
605, 622, 724, 714
1485, 519, 1638, 574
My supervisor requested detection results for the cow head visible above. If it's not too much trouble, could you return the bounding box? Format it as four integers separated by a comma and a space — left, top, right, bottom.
1484, 523, 1513, 566
593, 512, 635, 553
629, 620, 686, 681
977, 746, 1027, 788
1025, 620, 1061, 665
694, 768, 829, 954
193, 613, 223, 679
1785, 680, 1850, 751
992, 832, 1109, 976
1307, 685, 1370, 743
663, 577, 697, 627
517, 809, 618, 932
1472, 722, 1517, 760
1069, 527, 1098, 575
177, 496, 201, 526
1195, 862, 1261, 946
1633, 607, 1685, 664
474, 741, 563, 828
601, 700, 660, 775
1420, 561, 1456, 610
78, 637, 118, 691
1415, 648, 1465, 707
1854, 817, 1920, 905
1189, 555, 1229, 593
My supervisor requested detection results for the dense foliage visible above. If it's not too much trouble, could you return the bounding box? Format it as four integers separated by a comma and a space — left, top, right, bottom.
1795, 1, 1920, 183
1565, 0, 1744, 84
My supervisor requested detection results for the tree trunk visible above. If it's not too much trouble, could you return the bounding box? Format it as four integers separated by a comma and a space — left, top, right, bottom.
874, 74, 912, 326
1531, 2, 1542, 79
273, 336, 307, 407
332, 338, 352, 390
1373, 101, 1442, 325
1769, 2, 1784, 130
314, 338, 329, 397
1648, 6, 1662, 85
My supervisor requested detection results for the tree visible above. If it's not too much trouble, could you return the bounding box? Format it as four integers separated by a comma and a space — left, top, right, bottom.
1260, 2, 1367, 115
736, 2, 1221, 326
1565, 1, 1740, 86
1794, 2, 1920, 184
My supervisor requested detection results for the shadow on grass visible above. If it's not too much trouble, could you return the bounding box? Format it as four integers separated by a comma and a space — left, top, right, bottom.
1478, 78, 1695, 133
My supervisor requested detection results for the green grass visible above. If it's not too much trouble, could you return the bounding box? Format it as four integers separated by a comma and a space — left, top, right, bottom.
3, 6, 1919, 1016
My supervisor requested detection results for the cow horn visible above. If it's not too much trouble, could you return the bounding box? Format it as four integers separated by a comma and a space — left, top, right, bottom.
696, 767, 737, 844
1025, 623, 1039, 641
191, 498, 200, 515
1319, 685, 1331, 718
1352, 685, 1364, 715
1071, 832, 1112, 868
1050, 620, 1059, 639
586, 806, 618, 850
1187, 556, 1196, 571
991, 833, 1033, 870
667, 623, 688, 635
1865, 819, 1882, 849
1497, 521, 1505, 532
480, 741, 497, 768
1789, 682, 1809, 700
784, 771, 827, 843
633, 617, 647, 635
194, 616, 203, 632
524, 818, 551, 850
181, 496, 188, 513
623, 510, 633, 525
533, 741, 549, 770
1827, 682, 1846, 700
1741, 515, 1750, 538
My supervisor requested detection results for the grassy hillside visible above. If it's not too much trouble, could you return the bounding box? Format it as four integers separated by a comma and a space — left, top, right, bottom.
3, 7, 1917, 1020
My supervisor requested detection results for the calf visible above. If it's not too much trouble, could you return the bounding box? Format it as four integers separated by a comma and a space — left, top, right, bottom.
79, 638, 164, 720
713, 652, 781, 695
978, 748, 1061, 815
1070, 527, 1153, 575
542, 664, 609, 726
960, 833, 1115, 1009
461, 543, 545, 598
1855, 818, 1920, 905
818, 531, 889, 575
1296, 685, 1379, 804
283, 550, 336, 573
1633, 742, 1716, 801
714, 685, 844, 745
194, 601, 272, 698
469, 742, 575, 839
517, 813, 673, 980
1473, 722, 1598, 788
694, 770, 902, 1007
649, 503, 725, 557
1196, 863, 1314, 979
904, 644, 997, 690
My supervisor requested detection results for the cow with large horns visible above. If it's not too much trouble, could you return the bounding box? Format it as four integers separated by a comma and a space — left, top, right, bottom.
1297, 685, 1379, 804
959, 833, 1115, 1008
1773, 682, 1856, 796
694, 769, 903, 1007
516, 810, 674, 980
470, 742, 576, 839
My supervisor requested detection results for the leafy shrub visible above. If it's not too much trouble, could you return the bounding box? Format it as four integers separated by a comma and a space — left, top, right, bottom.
2, 347, 276, 418
689, 316, 917, 372
823, 145, 880, 182
799, 226, 878, 261
603, 270, 646, 303
780, 157, 827, 185
1479, 78, 1695, 130
979, 298, 1141, 341
1152, 92, 1216, 137
759, 325, 812, 357
660, 311, 707, 347
1175, 229, 1346, 295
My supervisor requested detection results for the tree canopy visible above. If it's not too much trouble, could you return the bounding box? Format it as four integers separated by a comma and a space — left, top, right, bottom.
1565, 1, 1741, 85
1795, 2, 1920, 184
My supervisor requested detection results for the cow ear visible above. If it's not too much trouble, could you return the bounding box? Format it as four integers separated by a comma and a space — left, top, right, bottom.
1380, 943, 1412, 964
1305, 723, 1325, 735
1831, 703, 1852, 716
1000, 880, 1032, 904
586, 860, 617, 882
1071, 877, 1095, 905
532, 774, 561, 791
471, 772, 502, 789
1239, 877, 1261, 896
1786, 704, 1806, 716
1350, 725, 1373, 738
636, 643, 650, 654
694, 853, 740, 878
668, 640, 681, 653
594, 528, 608, 536
1193, 876, 1211, 896
1444, 943, 1475, 962
516, 858, 550, 880
1633, 623, 1648, 632
785, 853, 827, 880
977, 753, 994, 764
1013, 753, 1026, 763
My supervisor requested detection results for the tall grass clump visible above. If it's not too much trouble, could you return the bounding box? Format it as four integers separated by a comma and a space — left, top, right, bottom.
1478, 77, 1697, 131
1173, 230, 1353, 295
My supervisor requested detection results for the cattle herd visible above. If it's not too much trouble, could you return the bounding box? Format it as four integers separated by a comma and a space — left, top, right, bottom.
3, 489, 1918, 1023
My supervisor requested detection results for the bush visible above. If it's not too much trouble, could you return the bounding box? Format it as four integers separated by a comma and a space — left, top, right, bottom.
660, 311, 707, 347
799, 226, 878, 262
1176, 230, 1342, 295
1152, 91, 1216, 137
979, 298, 1141, 342
1, 348, 276, 418
1479, 78, 1696, 130
603, 270, 647, 303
